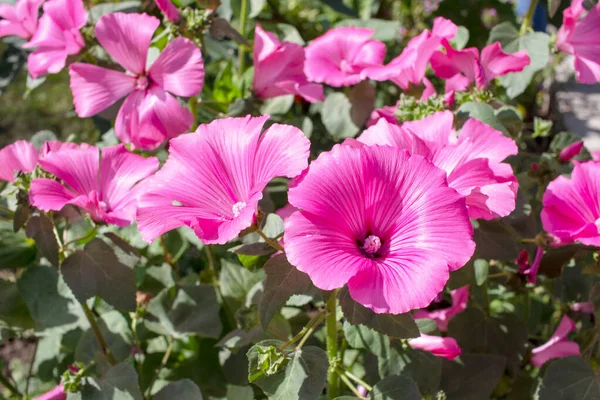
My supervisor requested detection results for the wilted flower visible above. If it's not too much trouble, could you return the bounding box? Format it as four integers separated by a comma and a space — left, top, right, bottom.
531, 315, 580, 367
408, 334, 462, 360
0, 0, 43, 40
414, 286, 470, 331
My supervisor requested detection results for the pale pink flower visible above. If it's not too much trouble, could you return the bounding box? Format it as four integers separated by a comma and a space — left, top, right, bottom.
0, 0, 43, 39
30, 144, 159, 226
366, 103, 398, 127
33, 385, 66, 400
23, 0, 87, 78
69, 13, 204, 150
136, 115, 310, 244
358, 112, 519, 220
304, 27, 386, 87
556, 0, 600, 84
408, 334, 462, 360
284, 145, 474, 314
531, 316, 580, 367
431, 40, 530, 90
516, 247, 544, 284
0, 140, 39, 182
154, 0, 179, 22
559, 140, 584, 162
253, 24, 323, 103
542, 161, 600, 246
414, 286, 470, 331
571, 302, 594, 314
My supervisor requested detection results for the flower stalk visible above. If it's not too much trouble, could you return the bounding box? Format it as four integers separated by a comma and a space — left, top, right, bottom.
520, 0, 540, 35
326, 291, 339, 399
82, 302, 117, 366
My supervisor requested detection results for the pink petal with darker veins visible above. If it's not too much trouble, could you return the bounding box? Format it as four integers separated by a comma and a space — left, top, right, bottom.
0, 140, 39, 182
408, 334, 462, 360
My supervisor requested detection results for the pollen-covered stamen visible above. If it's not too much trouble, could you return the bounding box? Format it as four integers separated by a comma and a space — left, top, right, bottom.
232, 201, 246, 218
362, 234, 381, 254
135, 75, 149, 90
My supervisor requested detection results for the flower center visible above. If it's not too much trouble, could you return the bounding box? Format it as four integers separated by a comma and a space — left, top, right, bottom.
136, 76, 149, 90
362, 235, 381, 254
232, 201, 246, 218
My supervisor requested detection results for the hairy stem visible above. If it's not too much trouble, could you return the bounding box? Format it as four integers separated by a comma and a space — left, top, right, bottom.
254, 227, 285, 252
238, 0, 249, 73
82, 302, 117, 366
337, 367, 373, 391
278, 310, 327, 352
520, 0, 540, 35
326, 291, 339, 399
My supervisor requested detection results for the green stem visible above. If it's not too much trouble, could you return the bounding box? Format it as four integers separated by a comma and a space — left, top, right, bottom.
337, 367, 373, 392
296, 312, 327, 350
238, 0, 249, 74
0, 372, 21, 397
254, 227, 285, 252
63, 225, 97, 248
279, 310, 327, 352
482, 280, 491, 315
0, 205, 14, 215
189, 97, 198, 131
338, 372, 365, 398
82, 302, 117, 366
326, 292, 339, 399
520, 0, 540, 35
24, 339, 39, 397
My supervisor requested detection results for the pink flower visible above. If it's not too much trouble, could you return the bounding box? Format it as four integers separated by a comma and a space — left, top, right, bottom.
0, 0, 43, 39
408, 334, 462, 360
136, 115, 310, 244
559, 140, 584, 162
358, 112, 519, 220
304, 27, 386, 87
69, 13, 204, 150
284, 144, 474, 314
541, 161, 600, 246
556, 0, 600, 84
431, 40, 530, 91
23, 0, 87, 78
531, 316, 580, 367
253, 24, 323, 103
571, 302, 594, 314
30, 144, 159, 227
155, 0, 179, 22
33, 385, 66, 400
516, 247, 544, 284
414, 286, 470, 331
366, 103, 399, 127
0, 140, 39, 182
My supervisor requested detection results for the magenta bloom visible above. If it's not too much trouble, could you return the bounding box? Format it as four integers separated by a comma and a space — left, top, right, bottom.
33, 385, 66, 400
516, 247, 543, 284
0, 0, 43, 39
136, 116, 310, 244
30, 144, 159, 226
414, 286, 470, 331
542, 161, 600, 246
531, 316, 580, 368
0, 140, 39, 182
366, 103, 399, 127
69, 13, 204, 150
557, 0, 600, 84
571, 302, 594, 314
253, 24, 323, 103
284, 145, 474, 314
431, 40, 530, 91
358, 112, 518, 220
408, 334, 462, 360
23, 0, 87, 79
559, 140, 584, 162
155, 0, 179, 22
304, 27, 386, 87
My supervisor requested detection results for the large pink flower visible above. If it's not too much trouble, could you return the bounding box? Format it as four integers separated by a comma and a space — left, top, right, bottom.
414, 286, 470, 331
556, 0, 600, 84
358, 112, 518, 220
408, 334, 462, 360
304, 27, 386, 87
0, 0, 43, 39
284, 145, 474, 314
136, 115, 310, 245
431, 40, 530, 91
542, 161, 600, 246
253, 24, 323, 103
30, 144, 159, 227
69, 13, 204, 150
0, 140, 39, 182
33, 385, 66, 400
154, 0, 179, 22
23, 0, 87, 78
531, 316, 580, 368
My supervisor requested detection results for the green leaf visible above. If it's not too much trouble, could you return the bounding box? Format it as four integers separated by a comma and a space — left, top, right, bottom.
473, 219, 521, 261
495, 106, 523, 137
456, 102, 508, 134
0, 221, 36, 268
348, 80, 376, 128
321, 0, 359, 16
343, 321, 390, 357
13, 204, 30, 233
30, 130, 57, 150
220, 260, 265, 302
370, 375, 421, 400
335, 19, 401, 41
69, 363, 143, 400
260, 95, 295, 115
89, 1, 141, 22
153, 380, 203, 400
260, 254, 313, 330
0, 279, 33, 329
474, 259, 489, 286
378, 345, 442, 395
538, 356, 600, 399
548, 0, 562, 17
533, 117, 553, 138
451, 26, 470, 50
61, 238, 136, 311
146, 284, 222, 339
590, 283, 600, 333
226, 385, 254, 400
339, 286, 419, 339
75, 310, 132, 367
322, 93, 360, 139
25, 214, 59, 267
209, 17, 249, 46
440, 354, 506, 400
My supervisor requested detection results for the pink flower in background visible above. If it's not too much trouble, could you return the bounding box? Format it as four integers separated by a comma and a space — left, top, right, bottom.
571, 302, 594, 314
30, 144, 159, 226
69, 12, 204, 150
304, 27, 386, 87
136, 116, 310, 244
253, 24, 323, 103
431, 40, 530, 91
33, 385, 66, 400
531, 316, 580, 367
366, 103, 399, 127
23, 0, 87, 78
542, 161, 600, 246
154, 0, 179, 22
0, 0, 43, 39
408, 334, 462, 360
556, 0, 600, 84
358, 112, 519, 220
516, 247, 544, 283
559, 140, 584, 162
284, 145, 474, 314
0, 140, 39, 182
414, 286, 470, 331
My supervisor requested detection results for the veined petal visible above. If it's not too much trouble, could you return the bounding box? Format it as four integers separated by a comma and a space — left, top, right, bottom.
154, 0, 179, 22
358, 118, 431, 158
27, 48, 68, 78
29, 178, 77, 211
408, 334, 462, 360
38, 146, 100, 195
401, 110, 456, 146
41, 0, 87, 31
0, 140, 39, 182
480, 42, 530, 85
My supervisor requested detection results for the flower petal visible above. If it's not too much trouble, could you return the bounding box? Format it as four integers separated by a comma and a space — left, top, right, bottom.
401, 110, 456, 146
408, 334, 462, 360
29, 178, 78, 212
358, 118, 431, 158
38, 146, 100, 195
0, 140, 39, 182
154, 0, 179, 22
41, 0, 87, 31
480, 42, 530, 84
27, 48, 68, 79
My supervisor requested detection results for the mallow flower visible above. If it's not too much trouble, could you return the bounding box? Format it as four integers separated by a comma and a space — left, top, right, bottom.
0, 0, 43, 40
33, 385, 66, 400
414, 286, 470, 331
284, 145, 475, 314
531, 315, 580, 367
358, 112, 519, 220
541, 161, 600, 246
408, 334, 462, 360
559, 140, 584, 163
253, 24, 323, 103
154, 0, 179, 22
24, 0, 87, 78
69, 12, 204, 150
30, 144, 159, 227
304, 27, 386, 87
516, 247, 544, 284
136, 115, 310, 245
556, 0, 600, 84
